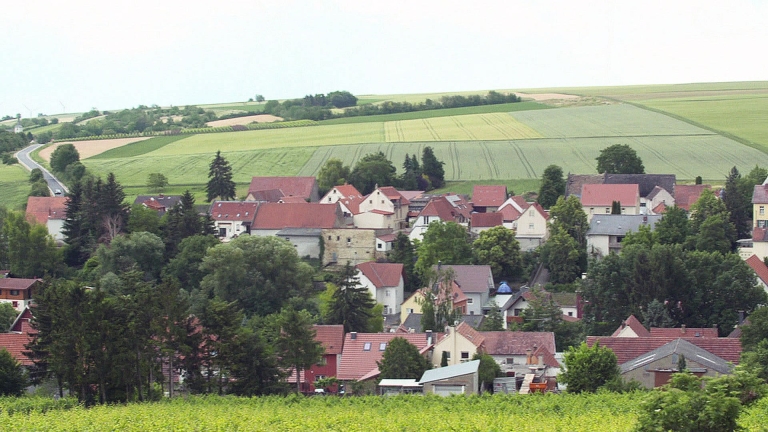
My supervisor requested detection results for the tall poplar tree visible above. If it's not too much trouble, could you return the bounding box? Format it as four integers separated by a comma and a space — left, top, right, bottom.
206, 151, 236, 202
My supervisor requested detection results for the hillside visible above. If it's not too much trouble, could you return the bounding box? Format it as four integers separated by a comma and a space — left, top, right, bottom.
3, 82, 767, 207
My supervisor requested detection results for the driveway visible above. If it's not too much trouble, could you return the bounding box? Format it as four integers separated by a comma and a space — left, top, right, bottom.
15, 144, 68, 195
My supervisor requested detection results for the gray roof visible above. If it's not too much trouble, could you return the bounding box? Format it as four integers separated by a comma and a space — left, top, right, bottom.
587, 214, 662, 236
620, 338, 734, 375
275, 228, 322, 237
419, 360, 480, 384
401, 313, 483, 333
378, 379, 422, 388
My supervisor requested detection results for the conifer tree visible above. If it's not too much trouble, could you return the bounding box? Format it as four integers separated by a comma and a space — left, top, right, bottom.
206, 151, 236, 201
327, 262, 377, 333
421, 146, 445, 189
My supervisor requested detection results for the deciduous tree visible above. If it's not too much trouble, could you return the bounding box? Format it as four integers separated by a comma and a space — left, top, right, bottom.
146, 172, 169, 192
348, 152, 397, 195
537, 165, 565, 209
316, 158, 350, 194
377, 337, 431, 380
415, 222, 472, 278
50, 144, 80, 173
559, 342, 620, 393
595, 144, 644, 174
472, 226, 522, 281
0, 348, 27, 396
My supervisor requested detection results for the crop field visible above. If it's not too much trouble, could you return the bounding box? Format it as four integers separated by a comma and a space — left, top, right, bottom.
384, 113, 541, 142
320, 101, 550, 125
0, 164, 32, 210
88, 136, 189, 159
0, 393, 643, 431
636, 94, 768, 152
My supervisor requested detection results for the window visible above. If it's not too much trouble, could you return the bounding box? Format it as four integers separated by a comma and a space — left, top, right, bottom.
605, 208, 610, 214
568, 311, 573, 316
381, 200, 385, 204
590, 208, 594, 214
10, 290, 19, 296
529, 209, 534, 216
379, 342, 387, 351
377, 243, 383, 250
328, 235, 332, 240
528, 223, 534, 230
407, 308, 414, 314
461, 352, 469, 360
621, 207, 625, 213
347, 238, 352, 243
385, 290, 390, 297
328, 197, 332, 202
514, 308, 523, 316
315, 375, 327, 382
761, 206, 765, 216
363, 342, 371, 351
12, 301, 18, 308
467, 298, 474, 304
369, 200, 373, 204
336, 236, 340, 241
443, 350, 451, 359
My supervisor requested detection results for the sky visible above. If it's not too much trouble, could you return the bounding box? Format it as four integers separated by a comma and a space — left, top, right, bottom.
2, 0, 767, 117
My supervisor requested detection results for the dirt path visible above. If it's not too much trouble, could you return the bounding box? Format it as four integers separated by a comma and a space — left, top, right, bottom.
39, 137, 152, 161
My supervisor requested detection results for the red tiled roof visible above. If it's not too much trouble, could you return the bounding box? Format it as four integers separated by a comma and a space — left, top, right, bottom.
25, 196, 68, 225
324, 185, 365, 215
747, 254, 768, 285
649, 327, 719, 338
478, 331, 556, 356
580, 184, 639, 207
419, 196, 462, 222
498, 204, 522, 222
356, 262, 403, 288
0, 278, 40, 291
332, 184, 362, 198
587, 336, 741, 364
248, 176, 316, 200
369, 209, 394, 215
399, 191, 424, 201
435, 265, 493, 294
209, 201, 259, 222
753, 184, 768, 204
753, 227, 768, 242
279, 196, 309, 203
653, 202, 667, 214
376, 186, 409, 205
611, 315, 650, 337
527, 202, 550, 220
471, 212, 503, 228
675, 184, 711, 211
337, 333, 433, 381
472, 185, 508, 208
252, 203, 342, 229
248, 189, 286, 202
532, 344, 560, 368
456, 321, 486, 347
314, 325, 345, 355
0, 332, 33, 366
377, 233, 397, 242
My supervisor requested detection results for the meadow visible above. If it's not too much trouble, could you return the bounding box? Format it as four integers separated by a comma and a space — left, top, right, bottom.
0, 164, 33, 210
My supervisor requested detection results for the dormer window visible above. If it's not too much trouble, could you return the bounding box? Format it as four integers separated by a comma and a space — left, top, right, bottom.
363, 342, 371, 351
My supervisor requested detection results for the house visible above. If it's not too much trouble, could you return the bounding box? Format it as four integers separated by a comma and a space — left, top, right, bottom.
581, 184, 641, 222
497, 198, 551, 251
587, 335, 741, 388
355, 186, 410, 229
287, 324, 344, 393
209, 201, 259, 239
753, 183, 768, 229
419, 359, 480, 396
25, 196, 68, 243
409, 195, 472, 241
133, 194, 182, 215
0, 278, 40, 311
400, 283, 468, 325
322, 228, 391, 266
611, 315, 718, 339
321, 184, 365, 219
469, 212, 503, 235
398, 313, 484, 334
674, 184, 711, 212
566, 173, 676, 215
620, 339, 734, 388
745, 254, 768, 293
471, 185, 507, 213
356, 262, 405, 316
586, 214, 662, 257
250, 202, 344, 237
13, 119, 23, 134
434, 265, 494, 316
493, 288, 583, 328
0, 307, 34, 367
378, 379, 423, 395
336, 332, 435, 382
375, 232, 397, 258
431, 323, 559, 379
276, 228, 323, 259
245, 176, 319, 202
611, 315, 651, 337
646, 186, 675, 214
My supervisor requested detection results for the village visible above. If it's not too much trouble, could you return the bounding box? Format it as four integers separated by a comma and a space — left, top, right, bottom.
3, 168, 767, 397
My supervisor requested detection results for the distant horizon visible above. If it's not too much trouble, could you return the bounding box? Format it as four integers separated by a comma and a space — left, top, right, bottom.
3, 0, 766, 117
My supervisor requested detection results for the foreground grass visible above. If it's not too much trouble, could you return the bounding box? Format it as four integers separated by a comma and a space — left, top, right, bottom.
0, 393, 642, 431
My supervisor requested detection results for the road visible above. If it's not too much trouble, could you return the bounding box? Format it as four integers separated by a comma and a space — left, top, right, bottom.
15, 144, 68, 195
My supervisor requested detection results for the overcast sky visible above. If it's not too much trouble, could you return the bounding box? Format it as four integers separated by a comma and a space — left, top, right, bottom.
2, 0, 766, 116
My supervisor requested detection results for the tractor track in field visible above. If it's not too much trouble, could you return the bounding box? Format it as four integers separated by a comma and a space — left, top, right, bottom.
479, 142, 500, 178
452, 117, 477, 140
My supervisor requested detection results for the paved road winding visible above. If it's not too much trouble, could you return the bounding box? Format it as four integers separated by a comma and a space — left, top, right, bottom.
15, 144, 68, 195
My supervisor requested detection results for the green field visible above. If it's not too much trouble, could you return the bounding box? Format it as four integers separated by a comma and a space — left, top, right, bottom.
321, 101, 550, 125
82, 101, 768, 190
89, 135, 188, 159
0, 164, 32, 210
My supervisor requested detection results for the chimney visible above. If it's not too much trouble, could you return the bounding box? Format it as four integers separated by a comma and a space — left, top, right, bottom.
426, 330, 433, 345
350, 332, 357, 340
538, 354, 544, 366
738, 310, 745, 326
525, 348, 532, 365
681, 325, 686, 334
